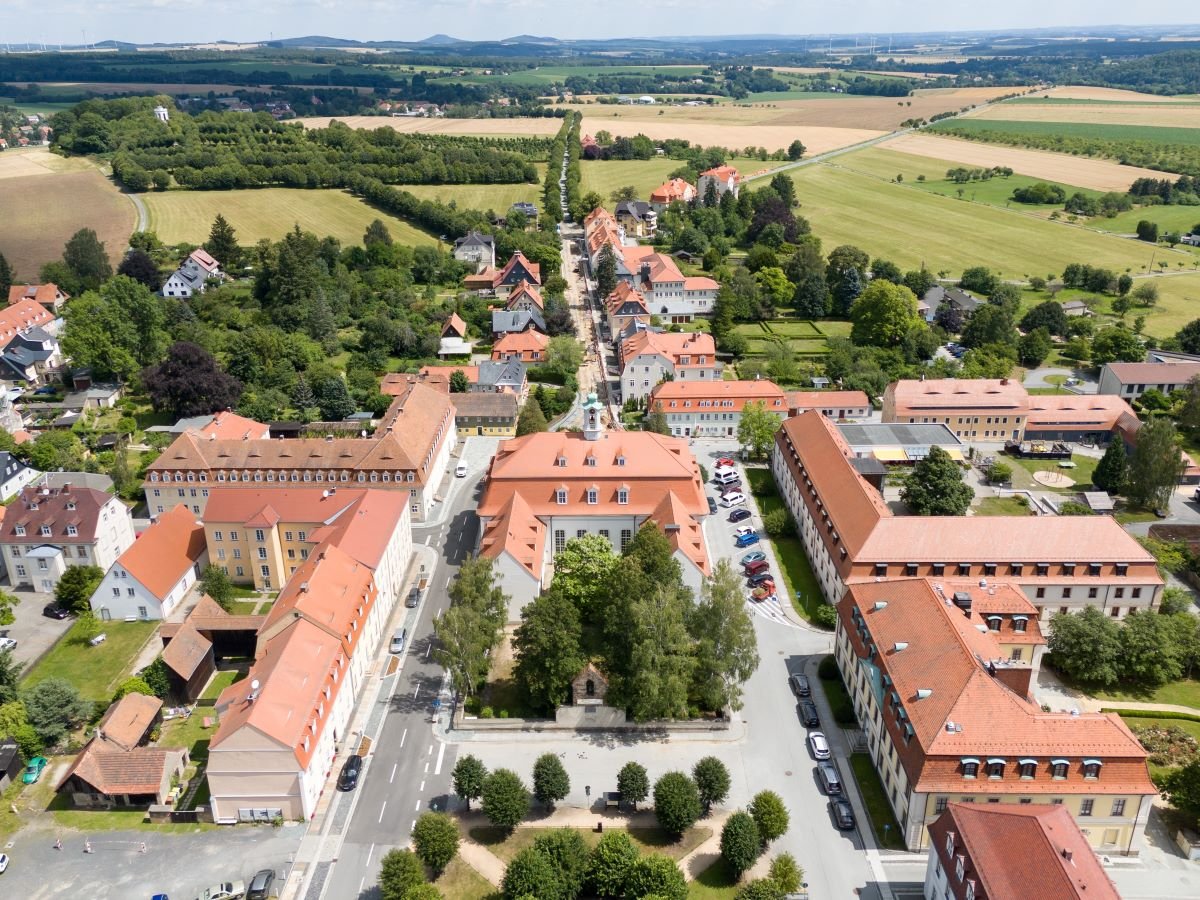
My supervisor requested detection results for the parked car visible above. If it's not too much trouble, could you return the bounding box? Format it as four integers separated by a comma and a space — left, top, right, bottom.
22, 756, 48, 784
734, 532, 760, 548
807, 731, 831, 761
714, 469, 740, 485
390, 628, 408, 654
748, 571, 774, 587
799, 700, 820, 727
721, 492, 746, 508
337, 755, 363, 791
405, 587, 421, 609
830, 798, 856, 830
42, 603, 71, 619
750, 582, 776, 602
195, 882, 245, 900
707, 496, 718, 515
734, 525, 755, 538
740, 551, 766, 566
728, 508, 752, 523
744, 559, 770, 576
455, 462, 468, 478
789, 673, 811, 698
0, 852, 8, 873
716, 457, 736, 468
0, 637, 15, 652
246, 870, 275, 900
818, 762, 843, 795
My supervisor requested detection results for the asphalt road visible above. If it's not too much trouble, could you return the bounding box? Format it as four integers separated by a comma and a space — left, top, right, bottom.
317, 467, 483, 900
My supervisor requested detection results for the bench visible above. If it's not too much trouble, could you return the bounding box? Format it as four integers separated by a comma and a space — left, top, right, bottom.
89, 633, 107, 646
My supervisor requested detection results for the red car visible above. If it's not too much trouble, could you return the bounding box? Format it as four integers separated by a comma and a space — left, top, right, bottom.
716, 457, 736, 468
751, 581, 776, 601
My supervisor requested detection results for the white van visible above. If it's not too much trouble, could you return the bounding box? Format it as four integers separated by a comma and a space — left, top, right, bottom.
714, 469, 740, 485
720, 491, 746, 508
455, 462, 468, 478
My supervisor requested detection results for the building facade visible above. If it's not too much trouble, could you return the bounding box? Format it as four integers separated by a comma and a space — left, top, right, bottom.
620, 331, 721, 403
883, 379, 1028, 442
648, 379, 787, 438
1097, 361, 1200, 401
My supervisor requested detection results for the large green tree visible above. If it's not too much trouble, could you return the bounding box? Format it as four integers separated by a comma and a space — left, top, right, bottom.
1093, 440, 1129, 495
849, 281, 921, 347
516, 399, 549, 435
452, 754, 487, 809
378, 849, 426, 900
434, 558, 508, 699
204, 213, 242, 269
551, 534, 619, 620
1127, 417, 1186, 512
960, 305, 1016, 349
617, 761, 650, 810
62, 227, 113, 292
720, 812, 762, 878
627, 584, 695, 721
532, 753, 571, 809
53, 565, 104, 614
514, 588, 584, 715
901, 446, 974, 516
587, 831, 639, 898
22, 677, 92, 747
1047, 607, 1123, 687
596, 245, 618, 299
412, 812, 460, 876
689, 561, 760, 713
1120, 610, 1184, 688
532, 829, 590, 900
625, 855, 687, 900
737, 401, 781, 460
748, 790, 790, 846
60, 276, 168, 380
482, 768, 531, 833
143, 341, 243, 419
199, 564, 235, 611
693, 756, 731, 813
1091, 326, 1144, 365
0, 251, 13, 298
654, 772, 702, 836
1163, 758, 1200, 828
503, 846, 563, 900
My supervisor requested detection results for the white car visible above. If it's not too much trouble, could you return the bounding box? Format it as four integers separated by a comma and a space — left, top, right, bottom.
808, 731, 831, 761
734, 525, 755, 538
195, 882, 245, 900
0, 852, 8, 873
0, 637, 16, 653
455, 462, 468, 478
720, 492, 746, 508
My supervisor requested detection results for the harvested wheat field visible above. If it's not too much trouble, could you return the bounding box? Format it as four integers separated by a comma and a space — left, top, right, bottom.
1031, 86, 1198, 103
883, 133, 1177, 191
0, 170, 134, 279
0, 146, 95, 180
295, 115, 563, 137
578, 114, 883, 154
967, 103, 1200, 127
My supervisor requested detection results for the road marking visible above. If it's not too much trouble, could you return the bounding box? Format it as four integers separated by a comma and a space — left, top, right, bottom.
411, 819, 416, 831
420, 780, 425, 792
378, 801, 387, 823
445, 576, 452, 590
413, 684, 421, 700
424, 535, 431, 545
428, 744, 434, 756
415, 800, 421, 811
425, 642, 432, 660
424, 762, 429, 774
389, 763, 397, 784
435, 741, 447, 774
399, 728, 407, 748
366, 844, 375, 866
359, 877, 365, 894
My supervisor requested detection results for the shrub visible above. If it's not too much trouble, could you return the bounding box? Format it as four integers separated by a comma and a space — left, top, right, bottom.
480, 706, 494, 719
587, 830, 640, 898
720, 811, 763, 877
533, 828, 591, 899
625, 855, 687, 900
533, 753, 570, 808
503, 846, 564, 900
749, 790, 790, 845
482, 768, 531, 832
769, 853, 803, 894
761, 508, 794, 537
737, 879, 785, 900
817, 655, 839, 680
812, 604, 838, 630
378, 849, 426, 900
653, 772, 702, 836
617, 761, 650, 810
1130, 724, 1200, 767
692, 756, 731, 813
411, 812, 459, 876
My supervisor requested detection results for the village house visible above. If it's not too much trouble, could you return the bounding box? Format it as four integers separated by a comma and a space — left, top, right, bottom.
648, 178, 697, 212
1097, 360, 1200, 402
88, 505, 208, 622
605, 282, 652, 337
0, 451, 39, 501
492, 308, 546, 340
506, 280, 544, 313
492, 329, 548, 364
452, 392, 520, 438
439, 312, 474, 357
452, 231, 496, 273
161, 249, 223, 299
0, 483, 136, 592
924, 802, 1121, 900
143, 383, 455, 522
788, 390, 872, 420
410, 361, 527, 395
464, 251, 541, 299
838, 577, 1155, 854
0, 325, 65, 384
697, 165, 740, 200
7, 283, 69, 315
619, 331, 721, 403
614, 200, 657, 238
649, 379, 788, 438
477, 394, 710, 617
772, 411, 1162, 617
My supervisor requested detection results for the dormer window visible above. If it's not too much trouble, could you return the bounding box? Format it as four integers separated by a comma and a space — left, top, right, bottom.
39, 525, 51, 536
67, 525, 78, 537
587, 488, 598, 505
556, 489, 568, 505
986, 616, 1001, 632
1089, 562, 1102, 576
1019, 759, 1037, 779
1036, 563, 1049, 577
617, 487, 629, 505
14, 525, 24, 536
1063, 563, 1076, 576
987, 758, 1006, 779
1010, 562, 1023, 576
1012, 616, 1028, 633
28, 502, 37, 510
1050, 759, 1068, 779
585, 456, 597, 467
1083, 759, 1102, 779
1115, 563, 1128, 576
961, 758, 979, 778
66, 502, 76, 511
556, 456, 568, 467
616, 456, 626, 467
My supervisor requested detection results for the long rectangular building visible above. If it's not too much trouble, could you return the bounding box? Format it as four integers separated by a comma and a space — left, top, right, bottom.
144, 383, 455, 522
772, 411, 1162, 619
883, 379, 1028, 442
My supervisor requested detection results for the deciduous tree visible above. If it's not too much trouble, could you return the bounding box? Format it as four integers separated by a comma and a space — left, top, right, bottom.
626, 855, 687, 900
412, 812, 459, 876
628, 584, 695, 721
533, 829, 590, 900
378, 849, 426, 900
849, 280, 921, 347
587, 831, 639, 898
617, 762, 650, 810
654, 772, 702, 836
117, 249, 163, 291
689, 561, 760, 713
720, 811, 762, 877
901, 446, 973, 516
693, 756, 731, 813
1047, 607, 1122, 687
504, 846, 563, 900
550, 534, 619, 619
482, 768, 530, 833
452, 754, 487, 809
514, 589, 584, 715
532, 752, 571, 809
737, 401, 780, 460
54, 565, 104, 614
143, 341, 243, 419
748, 790, 789, 845
1127, 417, 1186, 511
199, 564, 235, 611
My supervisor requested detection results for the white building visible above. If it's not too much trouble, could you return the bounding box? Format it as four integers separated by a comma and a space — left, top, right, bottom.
89, 505, 208, 622
619, 331, 722, 403
0, 452, 39, 502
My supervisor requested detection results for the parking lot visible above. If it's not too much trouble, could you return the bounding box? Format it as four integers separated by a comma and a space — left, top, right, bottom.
2, 583, 73, 669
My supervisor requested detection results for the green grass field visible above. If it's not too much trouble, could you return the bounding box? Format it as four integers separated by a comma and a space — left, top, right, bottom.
1097, 205, 1200, 236
1096, 678, 1200, 708
1002, 96, 1200, 106
388, 180, 544, 216
141, 188, 439, 247
22, 620, 159, 702
930, 118, 1200, 146
790, 162, 1171, 278
1132, 273, 1200, 336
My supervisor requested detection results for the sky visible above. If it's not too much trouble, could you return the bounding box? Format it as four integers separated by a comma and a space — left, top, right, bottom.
0, 0, 1198, 46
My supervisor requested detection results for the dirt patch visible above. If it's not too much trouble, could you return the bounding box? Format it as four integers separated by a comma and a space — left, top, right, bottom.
295, 115, 563, 136
0, 169, 134, 280
1033, 470, 1076, 488
883, 132, 1177, 191
0, 146, 94, 180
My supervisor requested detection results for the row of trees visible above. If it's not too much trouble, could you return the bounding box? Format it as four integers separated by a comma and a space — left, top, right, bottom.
512, 530, 759, 721
1048, 604, 1200, 689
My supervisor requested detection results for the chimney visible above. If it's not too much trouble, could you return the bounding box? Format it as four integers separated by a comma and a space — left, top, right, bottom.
893, 642, 908, 652
916, 688, 932, 699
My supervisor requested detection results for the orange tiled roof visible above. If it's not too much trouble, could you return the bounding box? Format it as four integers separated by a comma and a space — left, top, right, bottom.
117, 505, 206, 602
479, 492, 546, 581
886, 378, 1028, 414
606, 282, 650, 317
493, 330, 548, 355
0, 297, 54, 348
649, 379, 787, 412
261, 543, 376, 648
442, 312, 468, 338
161, 623, 212, 681
497, 251, 541, 286
96, 692, 162, 752
7, 283, 67, 306
194, 411, 270, 440
506, 280, 544, 311
700, 165, 740, 182
788, 390, 871, 410
621, 330, 716, 367
58, 744, 174, 796
649, 178, 696, 204
1025, 394, 1137, 432
928, 803, 1120, 900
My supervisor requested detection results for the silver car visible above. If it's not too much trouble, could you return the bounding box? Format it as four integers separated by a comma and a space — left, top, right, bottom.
807, 731, 831, 761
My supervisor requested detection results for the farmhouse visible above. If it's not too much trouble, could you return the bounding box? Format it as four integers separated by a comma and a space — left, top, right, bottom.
143, 383, 455, 521
477, 394, 709, 616
837, 577, 1155, 854
649, 379, 787, 438
772, 411, 1162, 618
88, 505, 207, 621
619, 331, 721, 403
0, 483, 136, 592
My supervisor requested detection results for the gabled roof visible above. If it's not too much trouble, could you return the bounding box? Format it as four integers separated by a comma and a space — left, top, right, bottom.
492, 308, 547, 335
442, 312, 468, 338
0, 298, 55, 349
7, 283, 67, 307
58, 743, 174, 796
95, 693, 163, 752
193, 411, 271, 440
493, 330, 548, 355
647, 490, 711, 575
188, 248, 220, 273
621, 330, 716, 367
700, 165, 740, 182
606, 282, 650, 317
161, 622, 212, 681
1102, 361, 1200, 384
886, 378, 1028, 412
928, 803, 1120, 900
649, 178, 695, 204
615, 200, 655, 220
497, 251, 541, 286
114, 505, 206, 602
650, 379, 786, 407
506, 280, 544, 311
479, 491, 546, 580
1025, 394, 1137, 432
454, 230, 495, 251
451, 392, 519, 420
788, 390, 872, 410
261, 543, 375, 646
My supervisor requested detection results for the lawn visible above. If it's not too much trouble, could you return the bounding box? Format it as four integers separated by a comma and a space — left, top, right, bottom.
1100, 204, 1200, 237
818, 658, 858, 727
434, 856, 497, 900
790, 162, 1173, 279
22, 620, 159, 702
732, 319, 833, 360
579, 156, 780, 201
744, 468, 828, 625
974, 496, 1033, 516
158, 669, 244, 762
387, 176, 545, 217
1095, 678, 1200, 708
848, 753, 905, 851
1006, 452, 1100, 493
1133, 273, 1200, 338
688, 856, 740, 899
468, 824, 711, 864
1120, 715, 1200, 743
140, 187, 439, 247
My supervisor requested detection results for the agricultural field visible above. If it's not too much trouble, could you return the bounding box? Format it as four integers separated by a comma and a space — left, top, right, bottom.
0, 145, 95, 180
577, 114, 883, 155
579, 155, 784, 199
882, 133, 1172, 191
140, 188, 438, 247
1128, 273, 1200, 337
931, 118, 1200, 147
1098, 205, 1200, 237
1026, 86, 1200, 103
388, 181, 543, 216
295, 115, 563, 137
0, 168, 134, 280
970, 101, 1200, 128
789, 160, 1181, 278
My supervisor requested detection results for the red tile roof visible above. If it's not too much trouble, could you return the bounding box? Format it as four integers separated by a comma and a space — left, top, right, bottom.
161, 623, 212, 681
95, 693, 162, 752
506, 280, 544, 311
788, 390, 871, 411
650, 379, 787, 412
7, 283, 67, 307
194, 411, 270, 440
117, 505, 206, 602
700, 165, 740, 182
886, 378, 1028, 415
0, 483, 118, 545
58, 744, 175, 796
1103, 362, 1200, 384
442, 312, 468, 338
492, 330, 548, 357
649, 178, 696, 204
0, 298, 54, 348
928, 803, 1120, 900
1025, 394, 1137, 432
621, 330, 716, 367
497, 251, 541, 286
261, 543, 376, 649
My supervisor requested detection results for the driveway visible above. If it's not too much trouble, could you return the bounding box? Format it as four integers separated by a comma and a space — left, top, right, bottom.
2, 585, 73, 669
1023, 366, 1097, 393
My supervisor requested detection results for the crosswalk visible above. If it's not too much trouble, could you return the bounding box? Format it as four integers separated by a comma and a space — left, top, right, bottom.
746, 593, 802, 628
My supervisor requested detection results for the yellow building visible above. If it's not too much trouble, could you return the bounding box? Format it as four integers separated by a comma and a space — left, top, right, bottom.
451, 391, 519, 438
